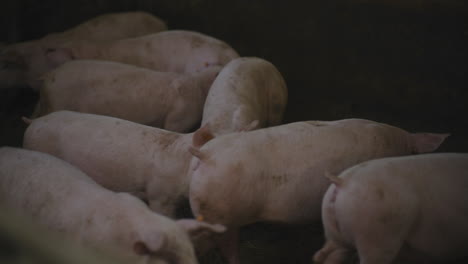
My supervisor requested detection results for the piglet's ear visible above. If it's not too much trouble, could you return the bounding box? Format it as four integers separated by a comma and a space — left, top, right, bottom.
411, 133, 450, 154
192, 123, 214, 148
176, 219, 226, 241
177, 219, 226, 256
239, 120, 259, 132
133, 233, 167, 255
45, 47, 74, 68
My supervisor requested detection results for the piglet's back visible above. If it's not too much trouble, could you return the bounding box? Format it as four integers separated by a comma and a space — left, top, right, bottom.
0, 147, 101, 226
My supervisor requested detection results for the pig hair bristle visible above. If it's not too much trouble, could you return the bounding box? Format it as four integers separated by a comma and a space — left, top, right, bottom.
188, 146, 208, 161
21, 116, 33, 125
325, 171, 343, 186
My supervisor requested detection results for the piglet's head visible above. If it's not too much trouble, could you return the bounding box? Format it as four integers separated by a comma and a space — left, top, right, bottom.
24, 46, 75, 90
44, 47, 75, 68
410, 133, 449, 154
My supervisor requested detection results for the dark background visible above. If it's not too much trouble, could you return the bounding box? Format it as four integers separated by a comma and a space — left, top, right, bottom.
0, 1, 467, 263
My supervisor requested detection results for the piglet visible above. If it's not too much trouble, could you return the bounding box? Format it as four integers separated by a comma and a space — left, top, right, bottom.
201, 57, 288, 136
187, 118, 448, 264
0, 147, 225, 264
37, 11, 167, 44
314, 153, 468, 264
34, 60, 221, 132
23, 111, 217, 217
0, 11, 167, 90
43, 30, 239, 78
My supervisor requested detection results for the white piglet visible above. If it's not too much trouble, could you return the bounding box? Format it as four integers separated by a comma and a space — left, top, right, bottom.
0, 11, 167, 90
0, 147, 225, 264
201, 57, 288, 136
35, 60, 221, 132
44, 30, 239, 76
314, 153, 468, 264
23, 111, 217, 217
187, 119, 448, 264
36, 11, 167, 43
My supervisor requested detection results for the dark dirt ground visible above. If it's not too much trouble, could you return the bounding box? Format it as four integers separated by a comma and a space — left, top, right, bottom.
0, 1, 467, 263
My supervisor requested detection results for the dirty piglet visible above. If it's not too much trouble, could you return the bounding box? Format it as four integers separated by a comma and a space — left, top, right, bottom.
0, 11, 167, 90
23, 111, 216, 217
187, 118, 448, 264
42, 30, 239, 78
0, 147, 225, 264
315, 153, 468, 264
201, 57, 288, 136
34, 60, 221, 132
